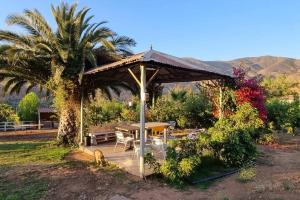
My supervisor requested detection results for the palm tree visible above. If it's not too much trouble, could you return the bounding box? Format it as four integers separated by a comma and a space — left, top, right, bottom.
0, 3, 136, 145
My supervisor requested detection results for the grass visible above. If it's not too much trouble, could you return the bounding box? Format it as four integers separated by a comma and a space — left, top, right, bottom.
237, 167, 256, 183
0, 170, 48, 200
0, 141, 71, 166
0, 140, 71, 199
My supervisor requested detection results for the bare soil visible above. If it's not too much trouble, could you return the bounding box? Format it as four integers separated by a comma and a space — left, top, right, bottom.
1, 131, 300, 200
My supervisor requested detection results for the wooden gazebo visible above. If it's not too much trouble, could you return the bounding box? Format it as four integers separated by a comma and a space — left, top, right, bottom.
84, 49, 233, 178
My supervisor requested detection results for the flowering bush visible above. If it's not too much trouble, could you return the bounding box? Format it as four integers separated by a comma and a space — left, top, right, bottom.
233, 68, 267, 122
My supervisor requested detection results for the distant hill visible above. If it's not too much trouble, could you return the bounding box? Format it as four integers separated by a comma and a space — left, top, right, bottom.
1, 55, 300, 105
185, 55, 300, 79
183, 56, 300, 93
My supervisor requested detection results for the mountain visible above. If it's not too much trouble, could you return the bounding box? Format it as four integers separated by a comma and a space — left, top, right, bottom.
1, 55, 300, 105
184, 55, 300, 81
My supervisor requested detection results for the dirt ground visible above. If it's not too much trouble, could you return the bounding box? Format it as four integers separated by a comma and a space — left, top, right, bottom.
1, 131, 300, 200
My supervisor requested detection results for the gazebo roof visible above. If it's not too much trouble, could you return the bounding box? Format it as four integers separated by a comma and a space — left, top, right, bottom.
84, 50, 233, 83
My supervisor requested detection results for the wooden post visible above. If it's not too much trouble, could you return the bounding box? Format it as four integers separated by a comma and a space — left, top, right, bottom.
38, 110, 41, 130
80, 95, 84, 145
163, 128, 167, 144
219, 86, 224, 119
139, 65, 146, 178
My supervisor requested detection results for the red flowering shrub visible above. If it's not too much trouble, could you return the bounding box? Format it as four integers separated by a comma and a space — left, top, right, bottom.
233, 68, 267, 122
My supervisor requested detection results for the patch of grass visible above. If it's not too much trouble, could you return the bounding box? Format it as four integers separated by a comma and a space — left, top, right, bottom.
237, 167, 256, 183
0, 141, 71, 166
282, 180, 294, 191
0, 140, 72, 199
0, 171, 48, 200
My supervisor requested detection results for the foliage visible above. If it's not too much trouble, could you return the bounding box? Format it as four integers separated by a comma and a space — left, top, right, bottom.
17, 92, 40, 121
233, 68, 267, 122
147, 138, 202, 186
120, 96, 140, 122
148, 96, 182, 123
87, 98, 123, 125
0, 103, 19, 122
149, 91, 215, 128
266, 99, 300, 134
182, 93, 215, 128
261, 74, 298, 100
0, 2, 135, 145
170, 87, 188, 102
256, 133, 277, 145
208, 104, 261, 167
238, 167, 256, 183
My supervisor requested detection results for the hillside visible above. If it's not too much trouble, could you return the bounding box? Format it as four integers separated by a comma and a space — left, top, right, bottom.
184, 56, 300, 92
1, 55, 300, 105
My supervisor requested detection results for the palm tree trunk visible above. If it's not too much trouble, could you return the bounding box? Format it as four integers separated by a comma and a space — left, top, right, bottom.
57, 94, 81, 146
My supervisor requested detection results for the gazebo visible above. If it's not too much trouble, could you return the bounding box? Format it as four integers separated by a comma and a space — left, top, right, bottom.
84, 49, 233, 178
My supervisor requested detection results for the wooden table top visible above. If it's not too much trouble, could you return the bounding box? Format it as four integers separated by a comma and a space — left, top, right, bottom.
115, 125, 140, 132
131, 122, 170, 129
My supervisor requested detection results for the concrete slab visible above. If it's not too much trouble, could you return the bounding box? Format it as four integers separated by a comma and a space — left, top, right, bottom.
79, 143, 154, 177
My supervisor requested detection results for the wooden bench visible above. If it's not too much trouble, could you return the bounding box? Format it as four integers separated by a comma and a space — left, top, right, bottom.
89, 132, 116, 145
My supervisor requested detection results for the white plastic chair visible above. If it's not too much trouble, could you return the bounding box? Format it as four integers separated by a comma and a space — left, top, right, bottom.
114, 131, 134, 152
133, 140, 152, 158
151, 138, 167, 160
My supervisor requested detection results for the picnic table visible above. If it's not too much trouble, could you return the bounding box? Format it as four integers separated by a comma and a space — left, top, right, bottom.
131, 122, 170, 143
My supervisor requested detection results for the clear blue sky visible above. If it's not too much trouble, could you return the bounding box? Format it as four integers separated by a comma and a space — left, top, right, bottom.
1, 0, 300, 60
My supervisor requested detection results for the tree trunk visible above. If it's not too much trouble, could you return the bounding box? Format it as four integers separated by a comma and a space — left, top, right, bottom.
57, 94, 81, 146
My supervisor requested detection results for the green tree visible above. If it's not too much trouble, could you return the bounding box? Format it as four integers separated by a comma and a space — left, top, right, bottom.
0, 103, 19, 122
0, 3, 135, 145
18, 92, 39, 121
261, 74, 298, 100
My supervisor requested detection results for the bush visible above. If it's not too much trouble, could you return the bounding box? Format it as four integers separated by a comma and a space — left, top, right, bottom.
0, 103, 19, 122
238, 167, 256, 183
208, 104, 261, 167
182, 94, 215, 128
149, 92, 215, 128
87, 99, 123, 125
148, 96, 182, 123
210, 128, 257, 167
18, 92, 39, 121
266, 99, 300, 134
147, 138, 202, 186
256, 133, 277, 145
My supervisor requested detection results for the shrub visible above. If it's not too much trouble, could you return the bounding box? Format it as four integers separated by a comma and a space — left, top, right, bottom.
87, 99, 123, 125
18, 92, 39, 121
266, 99, 300, 134
149, 92, 215, 129
261, 74, 298, 101
147, 138, 202, 186
148, 96, 182, 123
208, 104, 261, 167
182, 94, 215, 128
210, 128, 257, 167
238, 167, 256, 183
0, 103, 19, 122
256, 133, 277, 145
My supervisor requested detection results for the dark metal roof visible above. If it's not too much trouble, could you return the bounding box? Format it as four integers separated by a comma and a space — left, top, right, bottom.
84, 50, 233, 84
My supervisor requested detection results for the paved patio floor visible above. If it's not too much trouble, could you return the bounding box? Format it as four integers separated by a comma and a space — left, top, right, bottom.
79, 143, 154, 177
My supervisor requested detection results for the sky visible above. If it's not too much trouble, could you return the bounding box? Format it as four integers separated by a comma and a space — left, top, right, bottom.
0, 0, 300, 61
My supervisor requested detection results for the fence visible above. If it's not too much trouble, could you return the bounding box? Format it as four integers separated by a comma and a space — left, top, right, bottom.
0, 121, 35, 132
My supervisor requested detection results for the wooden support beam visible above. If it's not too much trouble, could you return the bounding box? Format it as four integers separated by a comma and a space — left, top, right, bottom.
128, 68, 141, 87
146, 68, 160, 86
